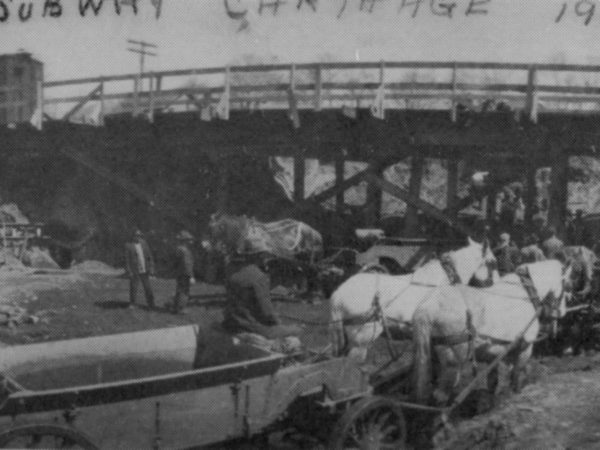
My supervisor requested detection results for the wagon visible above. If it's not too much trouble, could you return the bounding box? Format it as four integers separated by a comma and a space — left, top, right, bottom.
0, 325, 409, 449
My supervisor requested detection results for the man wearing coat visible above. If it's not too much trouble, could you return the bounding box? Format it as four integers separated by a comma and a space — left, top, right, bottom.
172, 230, 195, 314
125, 229, 155, 309
542, 226, 565, 260
493, 232, 521, 276
222, 239, 301, 339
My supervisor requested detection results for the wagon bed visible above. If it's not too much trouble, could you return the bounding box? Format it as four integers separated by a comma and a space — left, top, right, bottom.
0, 325, 385, 449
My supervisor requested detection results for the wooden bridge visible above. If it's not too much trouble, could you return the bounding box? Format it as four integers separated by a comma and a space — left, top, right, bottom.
25, 61, 600, 238
43, 60, 600, 124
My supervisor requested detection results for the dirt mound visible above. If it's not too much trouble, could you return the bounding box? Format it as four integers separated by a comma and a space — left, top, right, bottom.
21, 246, 59, 269
435, 359, 600, 449
0, 203, 29, 224
0, 249, 28, 273
70, 260, 125, 276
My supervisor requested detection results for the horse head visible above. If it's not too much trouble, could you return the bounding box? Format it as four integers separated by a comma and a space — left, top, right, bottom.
471, 241, 499, 285
449, 237, 497, 285
206, 212, 250, 256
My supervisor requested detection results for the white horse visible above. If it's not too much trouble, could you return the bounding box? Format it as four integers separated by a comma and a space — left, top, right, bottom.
411, 259, 572, 404
330, 238, 498, 359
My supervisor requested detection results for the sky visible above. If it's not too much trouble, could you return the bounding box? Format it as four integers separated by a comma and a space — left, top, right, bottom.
1, 0, 600, 82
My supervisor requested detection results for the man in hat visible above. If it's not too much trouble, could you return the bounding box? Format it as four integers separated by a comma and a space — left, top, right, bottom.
222, 239, 301, 339
172, 230, 195, 314
493, 232, 521, 276
567, 209, 591, 247
125, 229, 155, 309
520, 233, 546, 264
542, 226, 565, 260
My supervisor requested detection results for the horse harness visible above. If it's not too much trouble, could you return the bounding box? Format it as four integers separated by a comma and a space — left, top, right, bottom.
342, 254, 468, 328
431, 265, 567, 374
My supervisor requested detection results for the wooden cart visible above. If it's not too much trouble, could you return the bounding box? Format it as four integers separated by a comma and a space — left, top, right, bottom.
0, 325, 408, 449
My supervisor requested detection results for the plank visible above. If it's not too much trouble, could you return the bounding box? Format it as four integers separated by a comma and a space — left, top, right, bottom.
365, 173, 474, 236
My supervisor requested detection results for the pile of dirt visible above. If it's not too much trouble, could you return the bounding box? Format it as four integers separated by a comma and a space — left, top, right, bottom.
0, 249, 28, 273
70, 260, 125, 276
0, 304, 39, 327
0, 203, 29, 224
435, 358, 600, 449
21, 246, 60, 270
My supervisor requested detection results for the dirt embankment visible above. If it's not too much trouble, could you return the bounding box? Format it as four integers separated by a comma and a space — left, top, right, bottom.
436, 355, 600, 449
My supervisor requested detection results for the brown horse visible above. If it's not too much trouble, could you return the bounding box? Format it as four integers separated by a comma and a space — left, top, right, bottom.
205, 212, 324, 295
206, 212, 323, 260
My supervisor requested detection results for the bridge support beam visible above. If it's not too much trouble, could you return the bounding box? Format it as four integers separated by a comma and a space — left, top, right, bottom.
404, 154, 425, 236
548, 145, 569, 235
294, 153, 305, 203
446, 156, 459, 219
335, 151, 345, 214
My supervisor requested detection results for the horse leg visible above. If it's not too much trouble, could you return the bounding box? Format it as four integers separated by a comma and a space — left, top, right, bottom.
345, 322, 383, 363
412, 314, 433, 403
329, 307, 347, 357
510, 342, 532, 393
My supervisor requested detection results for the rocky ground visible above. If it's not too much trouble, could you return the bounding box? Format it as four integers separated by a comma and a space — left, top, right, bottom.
1, 269, 600, 449
435, 354, 600, 449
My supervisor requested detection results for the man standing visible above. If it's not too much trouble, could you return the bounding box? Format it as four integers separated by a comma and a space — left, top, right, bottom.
493, 232, 521, 276
542, 226, 565, 259
520, 234, 546, 263
172, 230, 195, 314
125, 230, 155, 309
567, 209, 590, 247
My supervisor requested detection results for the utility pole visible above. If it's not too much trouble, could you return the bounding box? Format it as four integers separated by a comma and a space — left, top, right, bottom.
127, 39, 158, 117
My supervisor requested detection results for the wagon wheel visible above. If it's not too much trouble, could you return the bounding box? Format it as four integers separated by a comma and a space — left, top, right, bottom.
329, 396, 407, 450
0, 424, 98, 449
360, 263, 389, 275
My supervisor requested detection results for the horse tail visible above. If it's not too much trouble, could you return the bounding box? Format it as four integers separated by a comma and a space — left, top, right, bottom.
329, 294, 347, 357
412, 308, 433, 403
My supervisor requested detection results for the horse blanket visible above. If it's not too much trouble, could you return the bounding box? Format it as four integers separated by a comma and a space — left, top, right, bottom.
245, 218, 323, 260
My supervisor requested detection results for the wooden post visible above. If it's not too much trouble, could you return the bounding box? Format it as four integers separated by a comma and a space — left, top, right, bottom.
525, 66, 538, 124
524, 163, 537, 228
216, 158, 229, 213
294, 153, 305, 203
133, 74, 140, 117
404, 154, 425, 236
446, 156, 458, 218
548, 144, 569, 235
148, 73, 155, 123
450, 62, 458, 123
314, 64, 322, 112
156, 75, 162, 95
335, 151, 345, 214
365, 164, 384, 226
99, 79, 105, 126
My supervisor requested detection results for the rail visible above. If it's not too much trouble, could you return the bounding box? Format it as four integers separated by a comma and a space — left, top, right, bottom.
41, 60, 600, 124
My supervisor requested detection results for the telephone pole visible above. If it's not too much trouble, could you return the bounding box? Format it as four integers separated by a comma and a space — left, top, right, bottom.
127, 39, 158, 116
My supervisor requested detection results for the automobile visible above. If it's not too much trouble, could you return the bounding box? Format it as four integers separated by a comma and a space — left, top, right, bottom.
315, 236, 464, 298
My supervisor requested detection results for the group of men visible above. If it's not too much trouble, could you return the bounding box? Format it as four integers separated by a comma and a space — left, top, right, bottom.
124, 229, 298, 339
493, 226, 565, 276
125, 229, 195, 314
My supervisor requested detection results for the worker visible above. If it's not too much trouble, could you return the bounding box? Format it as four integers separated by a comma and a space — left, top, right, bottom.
567, 209, 591, 247
222, 239, 301, 339
542, 226, 565, 260
125, 229, 155, 309
493, 232, 521, 276
520, 233, 546, 263
172, 230, 196, 314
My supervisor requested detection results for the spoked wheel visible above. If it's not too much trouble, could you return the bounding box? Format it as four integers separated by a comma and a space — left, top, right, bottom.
0, 424, 98, 449
329, 396, 407, 450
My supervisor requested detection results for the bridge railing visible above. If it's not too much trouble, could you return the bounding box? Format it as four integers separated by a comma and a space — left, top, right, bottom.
42, 61, 600, 124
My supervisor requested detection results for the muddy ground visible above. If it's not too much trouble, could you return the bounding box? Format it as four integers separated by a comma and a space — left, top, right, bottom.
1, 270, 599, 449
